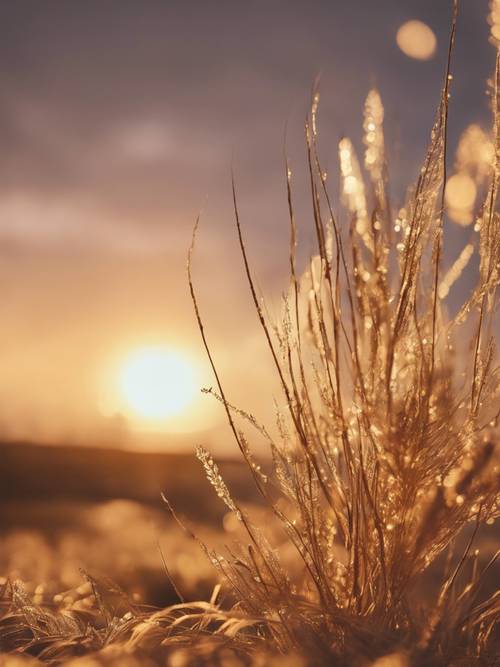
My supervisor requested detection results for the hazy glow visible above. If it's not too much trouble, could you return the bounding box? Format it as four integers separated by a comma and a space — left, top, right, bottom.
455, 124, 494, 181
445, 173, 477, 209
339, 138, 368, 238
96, 340, 224, 439
396, 20, 437, 61
446, 124, 493, 226
363, 89, 385, 181
119, 347, 195, 420
445, 173, 477, 226
490, 0, 500, 46
438, 243, 474, 300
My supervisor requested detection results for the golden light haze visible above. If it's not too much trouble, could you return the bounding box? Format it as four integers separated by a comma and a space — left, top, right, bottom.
0, 249, 281, 452
446, 123, 494, 225
445, 173, 477, 225
118, 347, 196, 420
98, 344, 217, 434
489, 0, 500, 46
0, 1, 492, 454
396, 20, 437, 61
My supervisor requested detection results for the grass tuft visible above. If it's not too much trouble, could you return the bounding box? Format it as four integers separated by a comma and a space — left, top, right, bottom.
185, 2, 500, 664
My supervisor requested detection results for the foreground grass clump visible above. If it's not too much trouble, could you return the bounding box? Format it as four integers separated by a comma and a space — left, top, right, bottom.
1, 3, 499, 666
186, 4, 500, 666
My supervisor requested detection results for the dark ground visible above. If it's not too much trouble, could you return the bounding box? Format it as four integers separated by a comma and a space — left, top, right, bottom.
0, 442, 259, 608
1, 442, 498, 612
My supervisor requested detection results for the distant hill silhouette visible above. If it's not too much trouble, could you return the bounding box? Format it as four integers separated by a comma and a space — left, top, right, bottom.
0, 441, 256, 521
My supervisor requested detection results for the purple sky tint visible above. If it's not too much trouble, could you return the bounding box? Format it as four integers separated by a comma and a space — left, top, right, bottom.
0, 1, 495, 449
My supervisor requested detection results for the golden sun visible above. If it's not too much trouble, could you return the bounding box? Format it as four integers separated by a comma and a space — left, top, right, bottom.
118, 347, 196, 420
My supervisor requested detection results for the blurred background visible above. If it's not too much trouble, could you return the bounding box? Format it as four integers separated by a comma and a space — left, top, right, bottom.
0, 0, 495, 450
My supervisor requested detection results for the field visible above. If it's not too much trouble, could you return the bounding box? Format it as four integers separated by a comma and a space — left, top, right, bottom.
1, 441, 498, 666
2, 2, 500, 666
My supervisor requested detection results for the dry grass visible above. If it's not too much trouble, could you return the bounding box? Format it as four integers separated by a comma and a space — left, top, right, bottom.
185, 2, 500, 664
1, 1, 499, 665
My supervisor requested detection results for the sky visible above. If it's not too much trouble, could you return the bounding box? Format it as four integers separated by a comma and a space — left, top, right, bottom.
0, 0, 496, 451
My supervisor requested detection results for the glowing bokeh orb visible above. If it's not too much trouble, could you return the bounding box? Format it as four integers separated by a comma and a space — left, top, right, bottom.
119, 347, 196, 420
445, 173, 477, 211
396, 20, 437, 61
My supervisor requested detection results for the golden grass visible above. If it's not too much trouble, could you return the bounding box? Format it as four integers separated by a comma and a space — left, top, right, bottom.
185, 2, 500, 664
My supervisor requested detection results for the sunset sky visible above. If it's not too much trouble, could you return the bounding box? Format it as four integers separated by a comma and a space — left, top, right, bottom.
0, 1, 495, 451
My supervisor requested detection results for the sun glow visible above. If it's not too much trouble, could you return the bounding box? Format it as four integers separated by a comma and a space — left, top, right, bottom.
119, 347, 196, 420
97, 343, 221, 437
